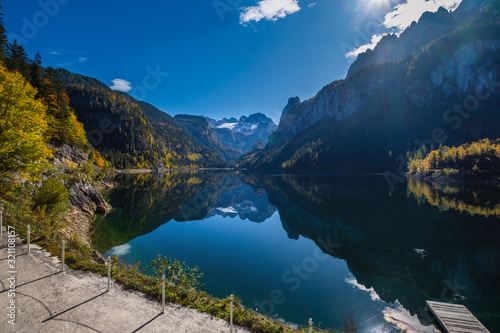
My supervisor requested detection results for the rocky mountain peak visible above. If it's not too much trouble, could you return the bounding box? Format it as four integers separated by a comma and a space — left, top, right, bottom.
280, 97, 301, 121
241, 112, 270, 123
205, 113, 277, 154
346, 0, 487, 76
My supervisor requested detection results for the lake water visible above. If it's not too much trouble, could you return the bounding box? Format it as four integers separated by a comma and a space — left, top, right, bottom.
92, 172, 500, 332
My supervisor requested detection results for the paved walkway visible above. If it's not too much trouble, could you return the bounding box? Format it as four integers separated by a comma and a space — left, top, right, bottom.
0, 228, 250, 333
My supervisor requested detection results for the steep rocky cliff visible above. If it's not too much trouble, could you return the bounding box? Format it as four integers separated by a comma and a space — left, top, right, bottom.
241, 0, 500, 171
51, 144, 113, 243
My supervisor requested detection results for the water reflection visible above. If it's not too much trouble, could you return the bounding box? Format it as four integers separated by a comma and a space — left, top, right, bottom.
407, 176, 500, 217
253, 174, 500, 330
93, 172, 500, 332
92, 171, 276, 252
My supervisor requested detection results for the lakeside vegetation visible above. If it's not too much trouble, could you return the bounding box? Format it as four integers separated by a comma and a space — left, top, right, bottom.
407, 139, 500, 178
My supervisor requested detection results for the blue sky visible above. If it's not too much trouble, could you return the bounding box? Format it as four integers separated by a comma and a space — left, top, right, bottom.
3, 0, 461, 122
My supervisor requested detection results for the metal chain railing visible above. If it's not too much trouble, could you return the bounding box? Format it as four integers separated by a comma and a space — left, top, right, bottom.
6, 211, 331, 333
232, 299, 329, 332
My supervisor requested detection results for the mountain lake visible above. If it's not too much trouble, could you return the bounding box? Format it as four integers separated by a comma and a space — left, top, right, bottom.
91, 171, 500, 332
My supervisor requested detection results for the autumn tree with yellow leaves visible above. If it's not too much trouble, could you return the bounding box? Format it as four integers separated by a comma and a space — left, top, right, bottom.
0, 64, 52, 178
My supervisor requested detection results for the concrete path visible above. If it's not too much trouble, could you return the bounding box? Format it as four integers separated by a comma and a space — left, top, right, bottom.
0, 228, 250, 333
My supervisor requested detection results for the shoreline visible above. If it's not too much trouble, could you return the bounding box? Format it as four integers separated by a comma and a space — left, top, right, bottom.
407, 173, 500, 186
63, 176, 117, 246
114, 167, 239, 174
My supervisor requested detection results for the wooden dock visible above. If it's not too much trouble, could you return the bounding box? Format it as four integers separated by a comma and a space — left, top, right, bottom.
426, 301, 490, 333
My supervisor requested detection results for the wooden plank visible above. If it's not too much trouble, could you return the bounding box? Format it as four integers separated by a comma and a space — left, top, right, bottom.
431, 305, 469, 311
443, 319, 486, 328
432, 308, 472, 316
426, 301, 490, 333
446, 321, 490, 331
444, 327, 491, 333
427, 301, 465, 308
436, 311, 481, 321
443, 319, 487, 328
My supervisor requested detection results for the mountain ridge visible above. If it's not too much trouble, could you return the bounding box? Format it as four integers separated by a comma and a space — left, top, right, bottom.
240, 0, 500, 171
54, 69, 224, 168
205, 112, 277, 154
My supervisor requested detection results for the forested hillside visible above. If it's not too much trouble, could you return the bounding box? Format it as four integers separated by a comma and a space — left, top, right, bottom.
0, 0, 114, 261
174, 114, 243, 161
54, 70, 224, 169
0, 39, 94, 183
407, 138, 500, 177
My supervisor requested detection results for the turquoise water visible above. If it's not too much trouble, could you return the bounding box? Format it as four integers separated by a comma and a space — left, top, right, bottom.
92, 172, 500, 332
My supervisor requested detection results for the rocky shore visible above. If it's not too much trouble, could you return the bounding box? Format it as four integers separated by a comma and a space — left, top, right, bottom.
50, 144, 116, 245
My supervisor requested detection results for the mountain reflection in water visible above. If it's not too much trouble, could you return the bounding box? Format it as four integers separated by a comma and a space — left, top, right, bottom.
92, 172, 500, 332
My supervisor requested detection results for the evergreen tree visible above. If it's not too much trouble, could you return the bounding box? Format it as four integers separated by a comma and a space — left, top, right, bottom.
30, 52, 44, 92
0, 2, 7, 62
6, 40, 31, 80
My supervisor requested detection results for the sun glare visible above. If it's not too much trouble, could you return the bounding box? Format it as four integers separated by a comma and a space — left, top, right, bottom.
368, 0, 391, 10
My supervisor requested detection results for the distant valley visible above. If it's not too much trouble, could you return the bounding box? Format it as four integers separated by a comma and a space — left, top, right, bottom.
175, 113, 277, 161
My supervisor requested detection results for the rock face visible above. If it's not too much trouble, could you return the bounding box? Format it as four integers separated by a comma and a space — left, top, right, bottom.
206, 113, 277, 153
50, 143, 114, 245
51, 144, 89, 166
280, 97, 300, 122
69, 180, 112, 216
348, 7, 457, 77
242, 0, 500, 171
51, 144, 112, 216
347, 0, 489, 77
272, 3, 480, 146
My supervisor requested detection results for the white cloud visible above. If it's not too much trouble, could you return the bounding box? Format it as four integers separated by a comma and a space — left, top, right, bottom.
383, 0, 462, 31
308, 2, 316, 8
345, 33, 387, 59
345, 276, 381, 301
110, 79, 132, 92
239, 0, 301, 24
78, 57, 88, 63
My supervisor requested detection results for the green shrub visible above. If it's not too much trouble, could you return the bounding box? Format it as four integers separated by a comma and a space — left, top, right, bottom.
33, 177, 69, 214
148, 254, 204, 289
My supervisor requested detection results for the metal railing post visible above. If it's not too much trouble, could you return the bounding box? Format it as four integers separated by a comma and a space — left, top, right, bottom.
107, 256, 111, 292
162, 274, 166, 313
27, 224, 31, 254
230, 294, 234, 333
0, 206, 3, 238
62, 240, 65, 272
